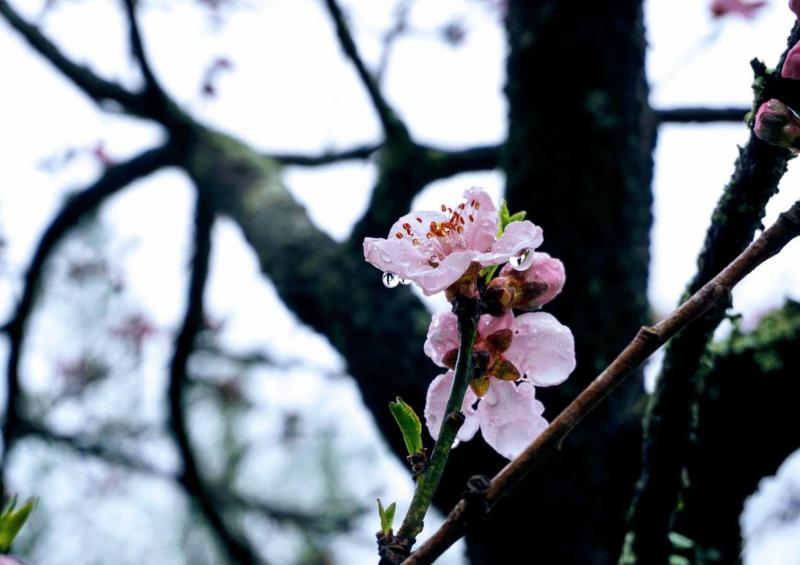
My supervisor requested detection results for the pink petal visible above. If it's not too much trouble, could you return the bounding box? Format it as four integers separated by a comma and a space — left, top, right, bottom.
711, 0, 766, 17
477, 310, 514, 337
792, 0, 800, 18
460, 187, 498, 253
424, 312, 460, 367
783, 42, 800, 80
478, 380, 548, 460
478, 221, 544, 267
425, 371, 479, 442
505, 312, 576, 386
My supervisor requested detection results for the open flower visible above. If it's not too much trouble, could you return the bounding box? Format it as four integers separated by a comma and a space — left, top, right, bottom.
423, 310, 575, 459
363, 187, 543, 296
425, 371, 548, 460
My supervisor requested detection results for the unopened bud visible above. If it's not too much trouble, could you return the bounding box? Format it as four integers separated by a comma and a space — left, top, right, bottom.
753, 99, 800, 151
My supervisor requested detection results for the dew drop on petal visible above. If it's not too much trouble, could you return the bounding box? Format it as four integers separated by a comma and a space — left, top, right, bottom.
382, 272, 400, 288
509, 249, 532, 271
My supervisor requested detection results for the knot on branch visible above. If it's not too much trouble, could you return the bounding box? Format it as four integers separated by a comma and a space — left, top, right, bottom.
407, 449, 428, 480
376, 532, 415, 565
461, 474, 491, 522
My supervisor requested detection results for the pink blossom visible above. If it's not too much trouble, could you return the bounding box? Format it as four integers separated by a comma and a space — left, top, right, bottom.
791, 0, 800, 18
363, 188, 543, 296
423, 310, 574, 459
425, 371, 547, 460
424, 310, 575, 387
710, 0, 766, 18
753, 99, 800, 151
783, 43, 800, 80
486, 252, 565, 312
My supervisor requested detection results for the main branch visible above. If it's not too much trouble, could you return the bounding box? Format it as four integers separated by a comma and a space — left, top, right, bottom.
403, 199, 800, 564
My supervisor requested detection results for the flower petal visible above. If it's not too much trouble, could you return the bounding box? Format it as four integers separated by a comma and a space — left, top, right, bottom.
424, 312, 460, 367
478, 380, 548, 460
478, 221, 544, 266
505, 312, 576, 386
460, 187, 498, 252
477, 310, 514, 337
424, 371, 479, 442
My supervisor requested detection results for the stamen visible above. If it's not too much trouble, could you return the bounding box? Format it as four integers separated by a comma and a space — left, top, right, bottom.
395, 232, 403, 239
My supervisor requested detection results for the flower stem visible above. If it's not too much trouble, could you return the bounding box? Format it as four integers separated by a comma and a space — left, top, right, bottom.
396, 297, 479, 541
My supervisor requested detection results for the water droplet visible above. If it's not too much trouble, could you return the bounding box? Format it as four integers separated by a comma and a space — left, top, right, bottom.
399, 277, 412, 285
382, 272, 400, 288
509, 249, 532, 271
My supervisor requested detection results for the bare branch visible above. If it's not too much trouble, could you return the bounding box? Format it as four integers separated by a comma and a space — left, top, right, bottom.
322, 0, 405, 137
121, 0, 162, 97
420, 143, 501, 180
0, 143, 179, 490
0, 0, 150, 117
654, 106, 750, 124
375, 0, 413, 85
403, 199, 800, 564
167, 193, 265, 564
269, 143, 382, 166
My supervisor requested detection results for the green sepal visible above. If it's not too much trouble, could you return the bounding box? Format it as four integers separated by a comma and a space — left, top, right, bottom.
389, 397, 423, 456
377, 499, 396, 536
496, 199, 527, 237
0, 496, 37, 553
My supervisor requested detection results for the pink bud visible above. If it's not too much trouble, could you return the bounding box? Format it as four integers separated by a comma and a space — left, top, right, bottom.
491, 252, 566, 312
710, 0, 766, 18
783, 42, 800, 80
753, 99, 800, 152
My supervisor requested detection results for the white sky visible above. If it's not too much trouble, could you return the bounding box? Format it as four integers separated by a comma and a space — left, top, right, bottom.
1, 0, 800, 563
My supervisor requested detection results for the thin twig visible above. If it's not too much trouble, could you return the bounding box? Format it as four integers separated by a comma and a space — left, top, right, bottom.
322, 0, 404, 136
268, 143, 382, 166
402, 199, 800, 564
167, 193, 264, 564
121, 0, 162, 97
0, 143, 178, 494
375, 0, 413, 85
654, 107, 749, 124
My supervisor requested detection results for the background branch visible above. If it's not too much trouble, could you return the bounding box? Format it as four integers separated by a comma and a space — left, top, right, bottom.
268, 143, 382, 166
167, 192, 264, 564
1, 143, 178, 495
620, 22, 800, 564
654, 106, 750, 124
405, 198, 800, 565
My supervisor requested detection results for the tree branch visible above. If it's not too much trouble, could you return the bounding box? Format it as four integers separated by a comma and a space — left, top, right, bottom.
654, 106, 750, 124
0, 143, 179, 491
0, 0, 151, 117
620, 22, 800, 564
403, 198, 800, 565
16, 418, 357, 533
268, 143, 382, 166
167, 193, 264, 564
420, 144, 502, 179
322, 0, 405, 137
121, 0, 161, 98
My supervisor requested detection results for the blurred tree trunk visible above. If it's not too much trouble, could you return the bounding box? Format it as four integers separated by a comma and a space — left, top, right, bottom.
439, 1, 654, 563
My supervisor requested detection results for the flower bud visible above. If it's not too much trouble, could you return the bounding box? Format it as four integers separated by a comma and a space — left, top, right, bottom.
491, 252, 565, 311
753, 99, 800, 152
783, 42, 800, 80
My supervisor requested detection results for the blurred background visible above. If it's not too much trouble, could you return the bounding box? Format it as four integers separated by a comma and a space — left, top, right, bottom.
1, 0, 800, 563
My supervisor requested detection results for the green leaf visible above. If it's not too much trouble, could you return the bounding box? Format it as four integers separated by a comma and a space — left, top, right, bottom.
377, 499, 396, 535
496, 199, 527, 237
0, 496, 37, 553
668, 556, 690, 565
668, 531, 695, 550
389, 397, 423, 455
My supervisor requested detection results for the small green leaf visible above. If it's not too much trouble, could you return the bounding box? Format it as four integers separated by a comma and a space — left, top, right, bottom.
0, 496, 37, 553
377, 499, 396, 535
389, 397, 423, 455
496, 199, 528, 237
668, 531, 695, 550
668, 556, 690, 565
507, 210, 527, 223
